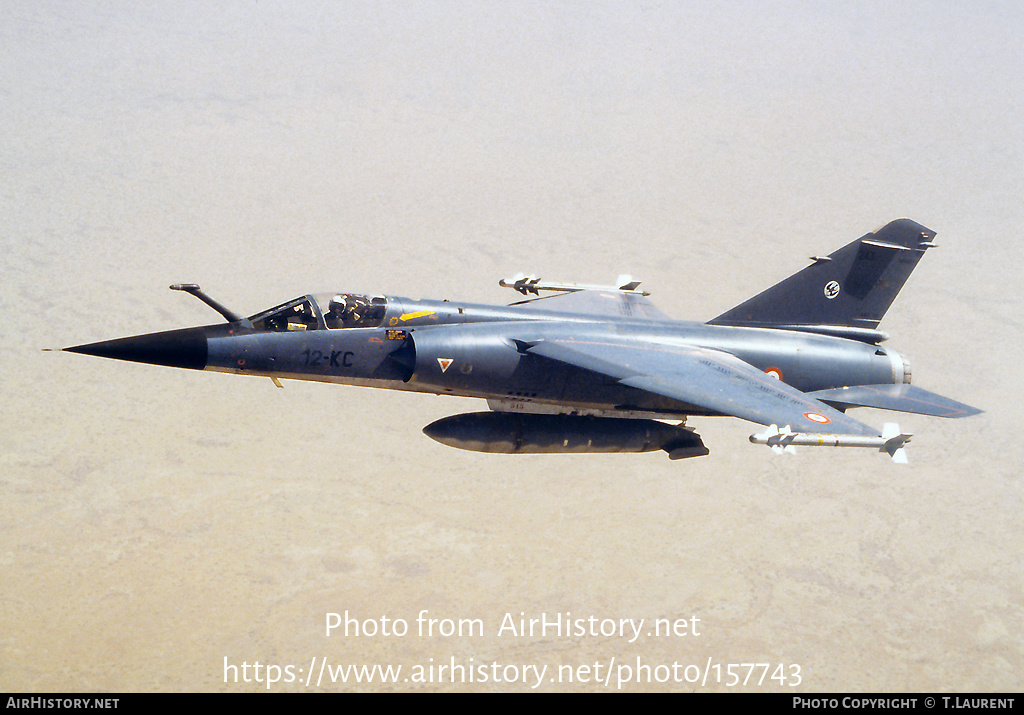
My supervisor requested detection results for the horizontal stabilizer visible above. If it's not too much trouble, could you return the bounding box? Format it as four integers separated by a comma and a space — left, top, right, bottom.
806, 384, 982, 418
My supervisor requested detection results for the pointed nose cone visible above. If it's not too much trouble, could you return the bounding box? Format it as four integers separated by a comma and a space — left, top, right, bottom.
65, 327, 209, 370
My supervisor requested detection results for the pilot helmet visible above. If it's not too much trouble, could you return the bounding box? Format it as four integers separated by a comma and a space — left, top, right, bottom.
329, 295, 347, 311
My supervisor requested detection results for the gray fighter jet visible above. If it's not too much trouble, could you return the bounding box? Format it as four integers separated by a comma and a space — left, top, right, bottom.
65, 219, 980, 461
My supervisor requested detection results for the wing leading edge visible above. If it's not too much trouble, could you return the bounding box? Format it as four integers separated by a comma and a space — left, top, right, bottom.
526, 338, 881, 436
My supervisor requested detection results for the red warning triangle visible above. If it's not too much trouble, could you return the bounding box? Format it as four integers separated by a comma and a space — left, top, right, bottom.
437, 358, 453, 373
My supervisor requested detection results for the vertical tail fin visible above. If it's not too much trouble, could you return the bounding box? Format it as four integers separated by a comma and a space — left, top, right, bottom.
709, 219, 936, 333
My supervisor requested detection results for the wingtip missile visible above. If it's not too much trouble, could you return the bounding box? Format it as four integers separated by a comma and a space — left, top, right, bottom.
750, 423, 912, 462
499, 274, 650, 296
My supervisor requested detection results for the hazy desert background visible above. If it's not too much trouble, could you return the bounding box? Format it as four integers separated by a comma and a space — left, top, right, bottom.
2, 1, 1021, 691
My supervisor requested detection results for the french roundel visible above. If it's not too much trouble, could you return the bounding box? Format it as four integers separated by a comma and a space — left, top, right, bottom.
804, 411, 831, 424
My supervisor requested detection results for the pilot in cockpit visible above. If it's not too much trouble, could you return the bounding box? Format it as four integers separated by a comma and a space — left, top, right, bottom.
327, 294, 369, 328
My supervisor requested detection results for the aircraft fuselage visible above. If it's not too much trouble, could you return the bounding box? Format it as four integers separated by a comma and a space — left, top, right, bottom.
200, 295, 906, 419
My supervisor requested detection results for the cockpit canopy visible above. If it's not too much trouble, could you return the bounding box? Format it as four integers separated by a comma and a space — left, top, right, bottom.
321, 293, 387, 329
248, 293, 387, 332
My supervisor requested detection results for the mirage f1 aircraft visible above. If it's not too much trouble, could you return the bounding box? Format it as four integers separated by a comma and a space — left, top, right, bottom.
65, 219, 980, 462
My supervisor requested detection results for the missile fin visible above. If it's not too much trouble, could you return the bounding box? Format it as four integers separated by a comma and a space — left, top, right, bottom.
881, 423, 912, 464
